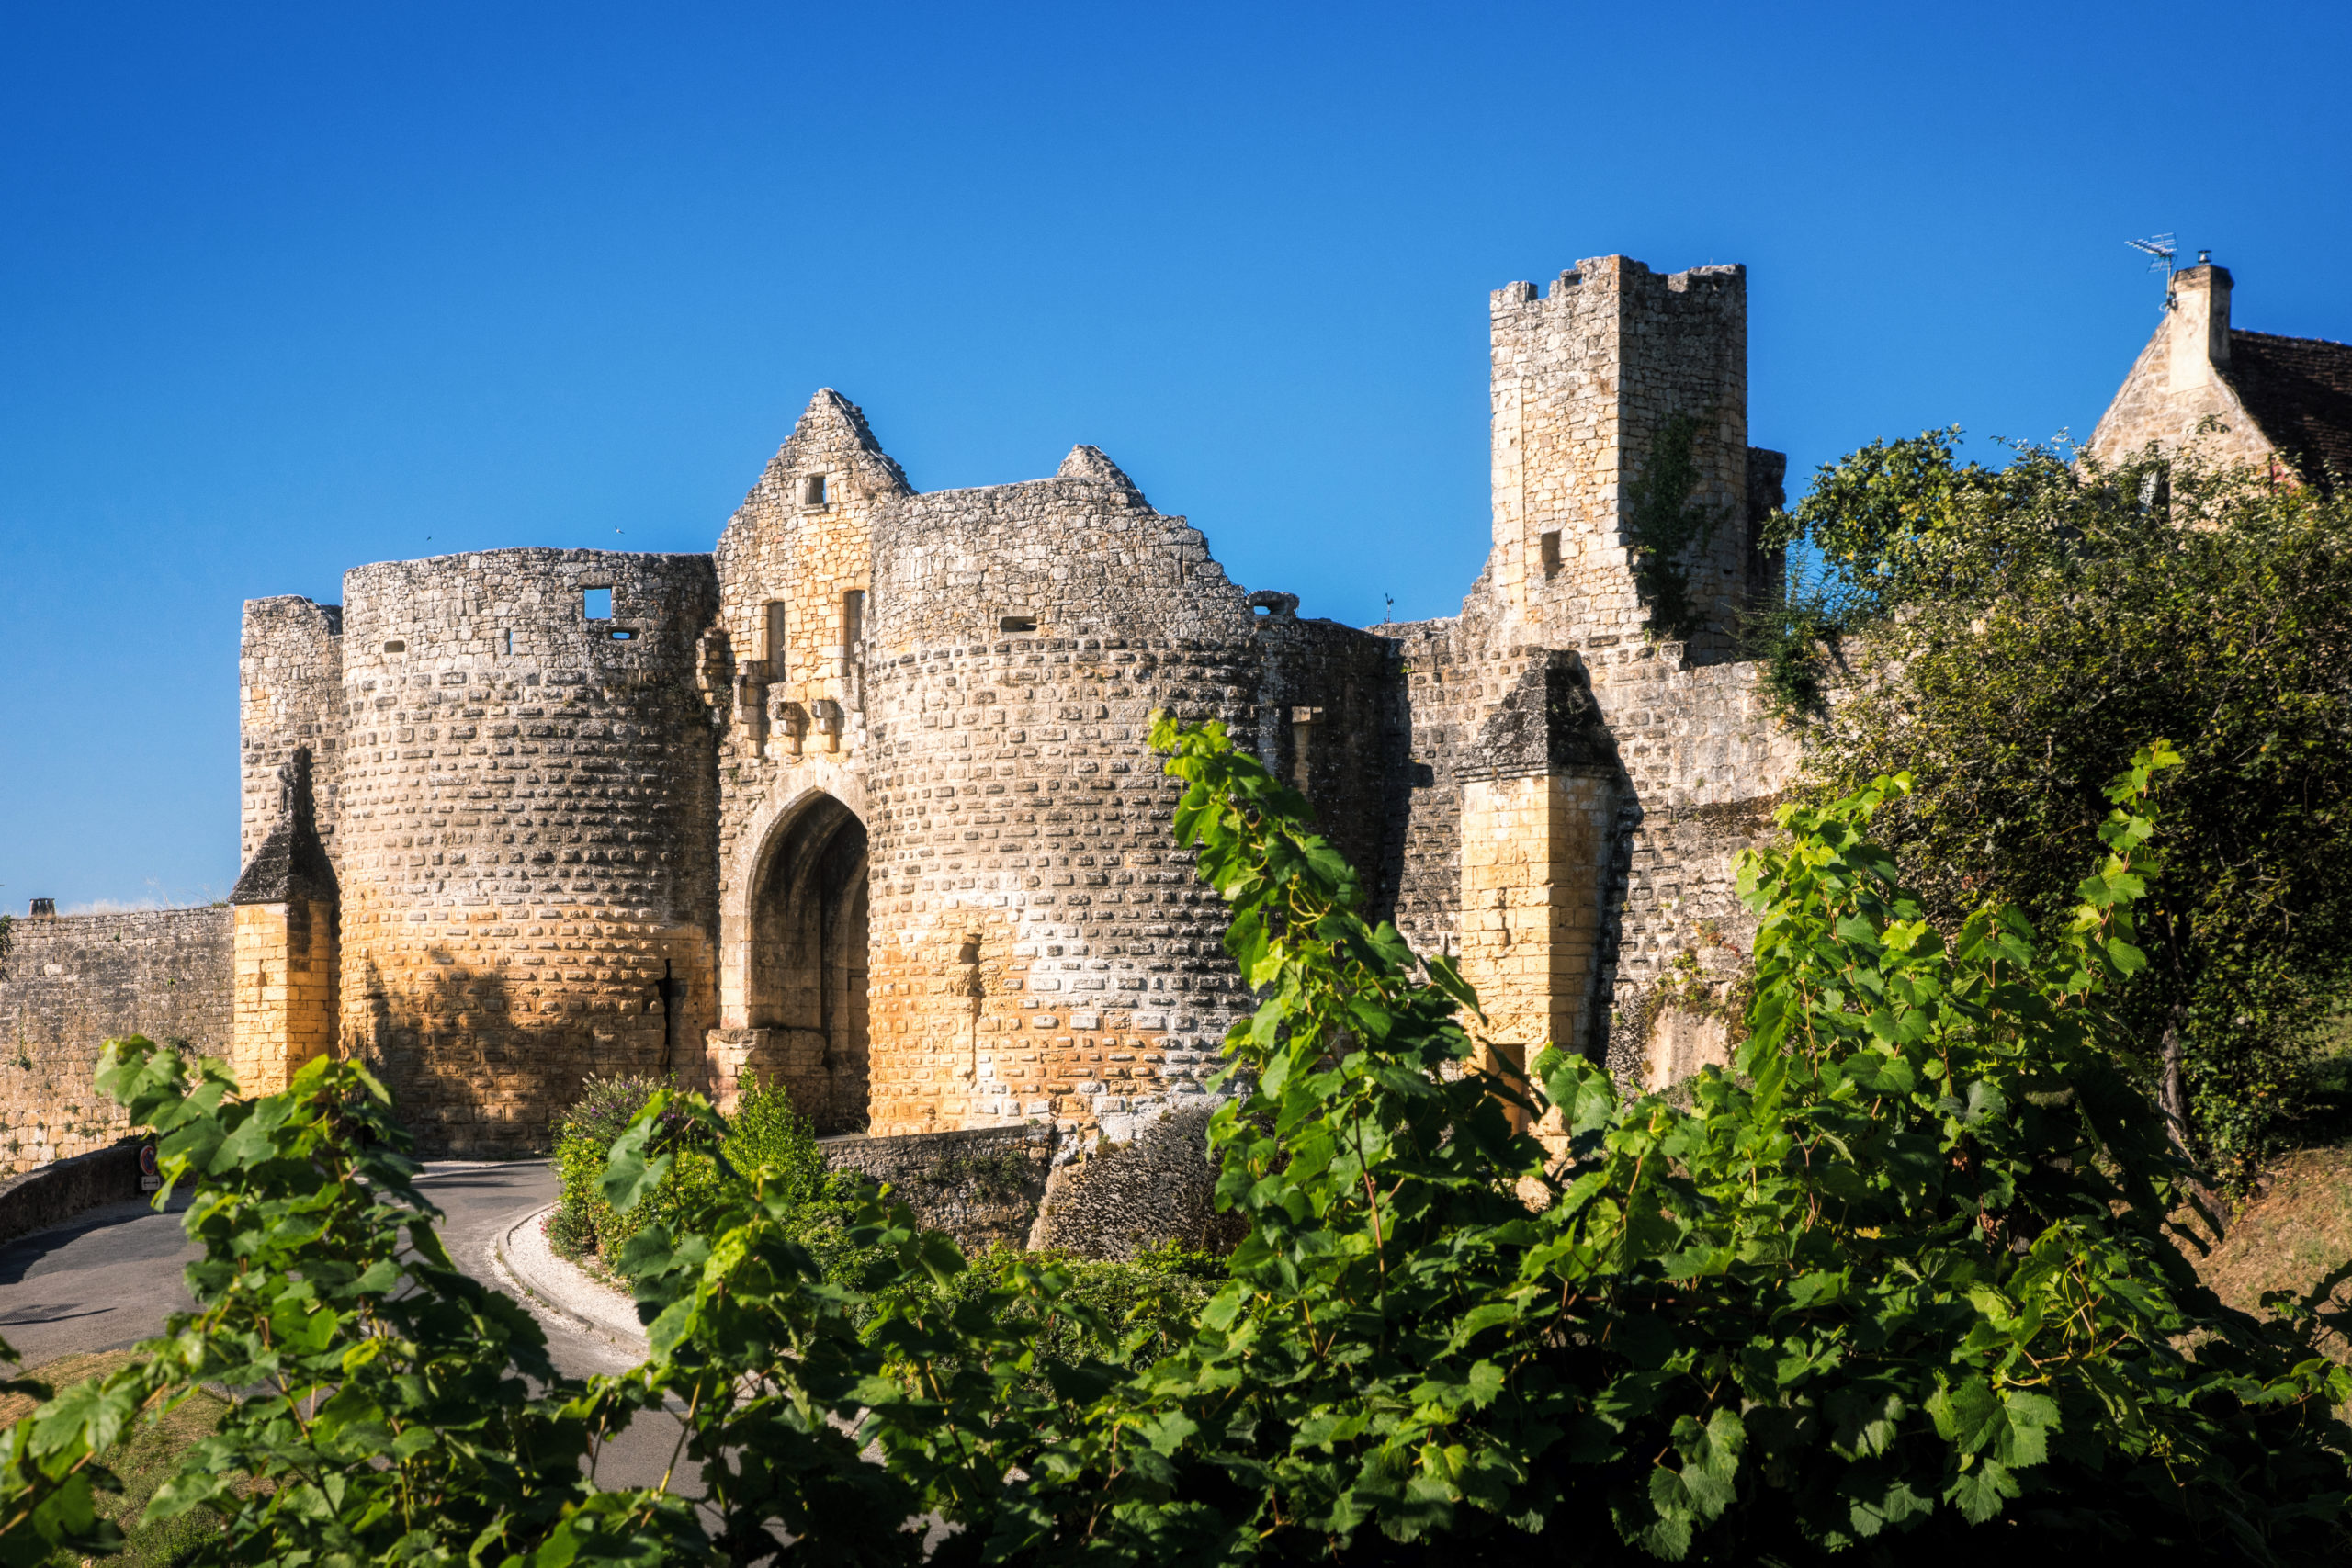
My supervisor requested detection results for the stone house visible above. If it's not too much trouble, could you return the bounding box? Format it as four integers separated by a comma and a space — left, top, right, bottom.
2086, 257, 2352, 488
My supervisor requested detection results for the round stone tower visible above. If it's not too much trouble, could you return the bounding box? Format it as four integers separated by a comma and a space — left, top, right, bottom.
334, 548, 719, 1154
859, 446, 1267, 1140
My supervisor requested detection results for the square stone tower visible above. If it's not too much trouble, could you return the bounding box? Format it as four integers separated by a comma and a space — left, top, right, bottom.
1488, 257, 1755, 662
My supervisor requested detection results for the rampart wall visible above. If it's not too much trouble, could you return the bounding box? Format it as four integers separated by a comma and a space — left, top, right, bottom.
0, 908, 232, 1174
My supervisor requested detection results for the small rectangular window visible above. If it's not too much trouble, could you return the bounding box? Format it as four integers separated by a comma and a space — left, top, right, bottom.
1540, 531, 1563, 577
502, 629, 513, 656
804, 474, 828, 506
609, 628, 635, 640
999, 615, 1036, 634
583, 587, 612, 619
383, 639, 406, 654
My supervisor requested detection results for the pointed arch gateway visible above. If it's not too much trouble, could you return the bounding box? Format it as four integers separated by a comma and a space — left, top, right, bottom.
743, 792, 870, 1132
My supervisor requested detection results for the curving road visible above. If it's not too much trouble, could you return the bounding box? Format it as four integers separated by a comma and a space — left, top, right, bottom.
0, 1160, 687, 1487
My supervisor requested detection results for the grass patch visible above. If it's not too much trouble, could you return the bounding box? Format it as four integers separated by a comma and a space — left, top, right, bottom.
1, 1350, 228, 1567
2189, 1142, 2352, 1366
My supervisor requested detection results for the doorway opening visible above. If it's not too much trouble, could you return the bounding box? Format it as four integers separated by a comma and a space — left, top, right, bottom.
747, 795, 869, 1132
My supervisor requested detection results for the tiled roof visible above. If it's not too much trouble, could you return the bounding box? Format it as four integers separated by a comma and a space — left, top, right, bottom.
2228, 330, 2352, 491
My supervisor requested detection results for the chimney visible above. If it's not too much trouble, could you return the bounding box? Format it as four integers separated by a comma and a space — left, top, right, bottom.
28, 897, 56, 919
2165, 261, 2233, 392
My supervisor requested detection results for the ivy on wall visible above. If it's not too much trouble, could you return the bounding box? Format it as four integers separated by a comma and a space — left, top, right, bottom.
1623, 412, 1723, 643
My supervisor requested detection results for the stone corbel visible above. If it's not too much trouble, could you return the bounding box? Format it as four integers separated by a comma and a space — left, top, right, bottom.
811, 698, 844, 753
695, 628, 734, 723
773, 700, 809, 757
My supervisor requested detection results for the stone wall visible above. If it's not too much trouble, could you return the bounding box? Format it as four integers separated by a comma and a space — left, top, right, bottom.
819, 1122, 1056, 1251
860, 448, 1266, 1141
329, 549, 722, 1155
1489, 258, 1754, 665
701, 392, 904, 1131
1584, 647, 1803, 1089
0, 1141, 146, 1247
242, 597, 345, 868
819, 1108, 1238, 1260
1025, 1104, 1239, 1258
1366, 256, 1800, 1110
217, 248, 1821, 1174
0, 908, 232, 1175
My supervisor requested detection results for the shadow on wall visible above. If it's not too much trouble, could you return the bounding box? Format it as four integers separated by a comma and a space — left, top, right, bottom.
349, 952, 697, 1157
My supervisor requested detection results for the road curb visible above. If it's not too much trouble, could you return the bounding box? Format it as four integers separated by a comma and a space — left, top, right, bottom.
492, 1203, 649, 1354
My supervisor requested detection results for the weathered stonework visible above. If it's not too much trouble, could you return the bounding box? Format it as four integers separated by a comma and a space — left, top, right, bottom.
0, 907, 232, 1175
224, 251, 1804, 1168
317, 550, 723, 1154
19, 248, 2341, 1212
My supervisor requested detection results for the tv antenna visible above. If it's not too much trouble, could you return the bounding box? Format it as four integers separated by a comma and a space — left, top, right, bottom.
2125, 233, 2178, 277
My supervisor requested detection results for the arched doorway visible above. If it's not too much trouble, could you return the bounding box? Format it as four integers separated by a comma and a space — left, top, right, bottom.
746, 794, 870, 1132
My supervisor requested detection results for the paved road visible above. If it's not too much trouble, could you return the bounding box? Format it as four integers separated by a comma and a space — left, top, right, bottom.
0, 1160, 689, 1490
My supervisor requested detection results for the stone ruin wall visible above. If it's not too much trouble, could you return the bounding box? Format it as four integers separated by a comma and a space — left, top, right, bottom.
242, 597, 346, 868
0, 908, 233, 1175
1489, 258, 1758, 665
1376, 256, 1800, 1102
1587, 649, 1802, 1089
328, 549, 722, 1155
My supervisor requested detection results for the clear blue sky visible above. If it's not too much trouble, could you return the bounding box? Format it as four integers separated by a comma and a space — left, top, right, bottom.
5, 2, 2347, 910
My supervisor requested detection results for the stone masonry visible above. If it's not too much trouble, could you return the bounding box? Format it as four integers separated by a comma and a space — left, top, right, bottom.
208, 253, 1809, 1156
21, 250, 2346, 1186
2087, 260, 2352, 491
0, 906, 232, 1175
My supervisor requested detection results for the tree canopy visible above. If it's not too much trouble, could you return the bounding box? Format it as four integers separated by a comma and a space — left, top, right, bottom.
1763, 434, 2352, 1179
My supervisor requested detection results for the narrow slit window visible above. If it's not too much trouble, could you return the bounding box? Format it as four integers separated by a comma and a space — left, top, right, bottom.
502, 629, 513, 656
804, 474, 828, 506
609, 628, 635, 640
583, 586, 613, 619
763, 601, 787, 678
1540, 531, 1563, 577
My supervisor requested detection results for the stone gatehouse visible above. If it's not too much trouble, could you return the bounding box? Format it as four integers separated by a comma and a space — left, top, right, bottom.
227, 253, 1801, 1156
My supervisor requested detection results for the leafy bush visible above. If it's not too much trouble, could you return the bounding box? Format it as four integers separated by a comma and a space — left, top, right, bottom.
5, 722, 2348, 1564
549, 1072, 1216, 1374
548, 1071, 830, 1267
